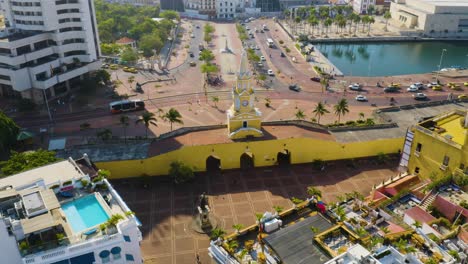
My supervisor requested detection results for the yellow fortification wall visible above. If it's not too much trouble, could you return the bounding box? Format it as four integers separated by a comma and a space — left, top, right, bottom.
96, 136, 404, 179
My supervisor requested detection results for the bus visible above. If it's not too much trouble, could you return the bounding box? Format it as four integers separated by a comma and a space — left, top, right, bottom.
109, 99, 145, 114
267, 38, 274, 48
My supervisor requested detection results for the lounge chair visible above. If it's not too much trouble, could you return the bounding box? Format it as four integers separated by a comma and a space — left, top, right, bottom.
59, 191, 73, 198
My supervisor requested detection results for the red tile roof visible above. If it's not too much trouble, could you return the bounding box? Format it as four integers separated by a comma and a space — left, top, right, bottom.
433, 196, 468, 221
405, 206, 436, 223
116, 37, 135, 44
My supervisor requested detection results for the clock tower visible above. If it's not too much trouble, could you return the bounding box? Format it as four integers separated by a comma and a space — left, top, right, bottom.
227, 50, 263, 139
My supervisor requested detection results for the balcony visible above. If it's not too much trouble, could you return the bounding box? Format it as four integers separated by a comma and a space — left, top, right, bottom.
413, 151, 420, 157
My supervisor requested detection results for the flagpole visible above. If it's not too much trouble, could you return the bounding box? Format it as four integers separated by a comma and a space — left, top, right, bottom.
43, 88, 52, 122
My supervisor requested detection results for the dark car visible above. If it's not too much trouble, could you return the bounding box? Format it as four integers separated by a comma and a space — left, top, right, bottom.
189, 51, 194, 57
311, 77, 321, 82
289, 84, 301, 92
384, 86, 399, 93
280, 52, 286, 57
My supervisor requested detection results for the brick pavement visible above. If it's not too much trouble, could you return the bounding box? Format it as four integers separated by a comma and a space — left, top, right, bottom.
111, 159, 398, 264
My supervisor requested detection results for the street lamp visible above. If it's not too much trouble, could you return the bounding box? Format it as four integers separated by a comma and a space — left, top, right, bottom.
436, 49, 447, 82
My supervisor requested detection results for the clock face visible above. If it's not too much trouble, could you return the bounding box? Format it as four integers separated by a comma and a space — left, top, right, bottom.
242, 100, 249, 107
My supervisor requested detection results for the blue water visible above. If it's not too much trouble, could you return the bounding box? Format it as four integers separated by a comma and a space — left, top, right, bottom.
314, 41, 468, 76
62, 195, 110, 233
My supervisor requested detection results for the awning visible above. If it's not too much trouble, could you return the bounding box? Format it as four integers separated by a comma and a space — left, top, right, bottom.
17, 131, 34, 141
99, 250, 110, 258
111, 247, 121, 254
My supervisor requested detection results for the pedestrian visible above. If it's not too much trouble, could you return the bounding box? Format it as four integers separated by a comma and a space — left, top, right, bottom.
196, 252, 201, 264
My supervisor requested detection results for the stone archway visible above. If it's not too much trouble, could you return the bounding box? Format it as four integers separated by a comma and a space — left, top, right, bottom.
277, 149, 291, 167
240, 152, 254, 170
206, 155, 221, 173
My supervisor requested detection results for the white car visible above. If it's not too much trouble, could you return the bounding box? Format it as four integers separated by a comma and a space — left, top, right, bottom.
260, 56, 266, 61
355, 95, 367, 101
348, 83, 361, 91
413, 93, 427, 100
245, 26, 250, 30
267, 69, 274, 76
427, 82, 438, 88
257, 62, 264, 67
412, 82, 424, 89
190, 34, 195, 38
407, 86, 419, 92
255, 45, 260, 50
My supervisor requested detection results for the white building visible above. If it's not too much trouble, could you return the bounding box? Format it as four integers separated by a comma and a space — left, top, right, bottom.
0, 155, 143, 264
390, 0, 468, 37
0, 0, 101, 102
353, 0, 376, 14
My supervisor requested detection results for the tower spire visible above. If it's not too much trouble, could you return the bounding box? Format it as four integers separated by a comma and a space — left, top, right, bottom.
238, 50, 250, 79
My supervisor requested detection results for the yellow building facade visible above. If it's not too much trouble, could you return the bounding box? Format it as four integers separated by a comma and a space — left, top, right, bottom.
96, 133, 403, 179
227, 50, 263, 139
407, 110, 468, 179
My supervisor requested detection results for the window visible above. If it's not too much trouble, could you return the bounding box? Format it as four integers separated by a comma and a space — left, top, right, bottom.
124, 235, 131, 242
125, 254, 135, 262
242, 121, 247, 128
414, 167, 420, 174
443, 155, 450, 166
415, 143, 422, 153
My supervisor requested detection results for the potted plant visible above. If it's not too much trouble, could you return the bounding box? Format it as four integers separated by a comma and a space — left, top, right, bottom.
19, 241, 29, 255
56, 233, 65, 245
232, 224, 244, 234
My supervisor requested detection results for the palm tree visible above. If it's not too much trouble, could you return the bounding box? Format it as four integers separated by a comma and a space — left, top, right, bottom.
295, 109, 306, 120
384, 11, 392, 31
324, 18, 333, 36
163, 108, 183, 131
308, 16, 319, 36
359, 112, 365, 120
232, 224, 244, 233
367, 16, 375, 35
412, 220, 422, 229
135, 111, 157, 138
211, 96, 219, 108
226, 239, 239, 254
307, 186, 322, 198
310, 226, 319, 234
361, 15, 369, 33
127, 76, 135, 86
273, 205, 283, 214
353, 15, 361, 35
381, 226, 390, 235
119, 115, 129, 144
334, 98, 349, 123
336, 205, 347, 221
210, 228, 226, 240
320, 77, 329, 92
355, 227, 368, 238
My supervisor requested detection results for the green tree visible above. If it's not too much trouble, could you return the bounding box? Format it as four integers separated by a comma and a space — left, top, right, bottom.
96, 129, 112, 141
412, 220, 422, 229
310, 226, 319, 234
199, 49, 215, 63
367, 5, 375, 15
100, 43, 121, 55
0, 111, 19, 155
120, 48, 138, 63
139, 34, 163, 58
135, 111, 157, 138
160, 10, 180, 21
295, 109, 306, 120
0, 150, 60, 176
163, 108, 183, 131
95, 69, 110, 84
119, 115, 129, 144
324, 18, 333, 36
232, 224, 244, 232
333, 98, 349, 123
359, 112, 365, 120
273, 205, 283, 214
168, 161, 194, 184
201, 63, 218, 74
312, 102, 329, 124
384, 11, 392, 31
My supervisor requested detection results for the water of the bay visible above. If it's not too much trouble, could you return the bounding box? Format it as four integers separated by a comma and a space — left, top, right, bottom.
313, 41, 468, 76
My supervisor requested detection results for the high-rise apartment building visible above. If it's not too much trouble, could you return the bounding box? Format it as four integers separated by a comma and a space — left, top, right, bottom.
0, 0, 101, 103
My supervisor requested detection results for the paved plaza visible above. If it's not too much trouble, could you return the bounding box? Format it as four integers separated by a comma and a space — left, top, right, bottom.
111, 159, 398, 264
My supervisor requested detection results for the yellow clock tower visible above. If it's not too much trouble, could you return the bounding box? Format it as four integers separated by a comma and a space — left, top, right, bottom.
227, 50, 263, 139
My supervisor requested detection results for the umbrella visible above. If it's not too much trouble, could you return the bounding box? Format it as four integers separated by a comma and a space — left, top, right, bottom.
16, 131, 34, 141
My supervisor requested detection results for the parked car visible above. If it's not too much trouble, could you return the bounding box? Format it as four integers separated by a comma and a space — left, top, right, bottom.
348, 83, 361, 91
289, 84, 301, 92
196, 25, 200, 29
109, 64, 118, 70
129, 67, 138, 73
426, 82, 440, 88
257, 62, 264, 67
101, 63, 109, 69
189, 51, 194, 57
432, 85, 443, 91
280, 52, 285, 57
407, 86, 419, 92
190, 34, 195, 38
189, 61, 196, 67
384, 86, 399, 93
458, 94, 468, 100
355, 95, 367, 101
413, 93, 427, 100
411, 82, 424, 89
267, 69, 274, 76
260, 56, 266, 61
310, 77, 321, 82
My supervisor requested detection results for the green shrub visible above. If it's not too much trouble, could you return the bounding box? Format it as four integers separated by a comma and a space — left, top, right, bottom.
345, 121, 356, 126
80, 179, 89, 187
285, 47, 291, 53
279, 40, 284, 45
291, 197, 304, 205
63, 180, 72, 186
169, 161, 195, 184
49, 184, 59, 189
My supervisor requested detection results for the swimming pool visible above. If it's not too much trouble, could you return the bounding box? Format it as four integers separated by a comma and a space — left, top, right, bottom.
62, 194, 110, 233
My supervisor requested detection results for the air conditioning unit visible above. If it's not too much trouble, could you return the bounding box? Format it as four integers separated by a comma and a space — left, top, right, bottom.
440, 164, 447, 171
414, 151, 420, 157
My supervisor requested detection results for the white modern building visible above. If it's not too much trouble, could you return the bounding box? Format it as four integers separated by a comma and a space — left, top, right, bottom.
353, 0, 376, 14
0, 155, 143, 264
0, 0, 101, 103
390, 0, 468, 37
